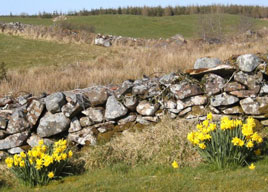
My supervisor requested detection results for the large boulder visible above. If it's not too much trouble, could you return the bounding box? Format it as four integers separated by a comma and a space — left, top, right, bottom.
82, 107, 104, 123
123, 95, 138, 111
234, 71, 262, 90
69, 117, 82, 133
44, 92, 66, 113
37, 112, 70, 137
237, 54, 260, 72
6, 108, 30, 134
114, 80, 133, 99
194, 57, 222, 69
203, 73, 225, 96
210, 93, 239, 107
105, 96, 128, 120
240, 96, 268, 115
0, 131, 29, 150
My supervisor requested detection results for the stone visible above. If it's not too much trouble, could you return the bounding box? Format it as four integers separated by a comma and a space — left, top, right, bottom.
186, 65, 236, 77
224, 82, 246, 92
183, 95, 208, 107
37, 112, 70, 137
240, 98, 260, 115
178, 107, 192, 117
82, 86, 108, 106
118, 114, 137, 125
136, 101, 159, 116
44, 92, 66, 113
260, 84, 268, 95
0, 117, 7, 129
123, 95, 138, 111
26, 134, 54, 147
26, 100, 44, 126
6, 108, 30, 134
93, 121, 115, 128
169, 112, 177, 119
105, 96, 128, 120
17, 96, 28, 106
132, 84, 147, 95
165, 100, 177, 109
80, 117, 93, 127
194, 57, 222, 69
210, 93, 239, 107
237, 54, 260, 72
159, 73, 178, 86
8, 147, 24, 154
209, 105, 220, 114
68, 128, 97, 145
114, 80, 133, 98
168, 109, 182, 114
0, 131, 29, 150
170, 82, 203, 100
69, 117, 82, 133
62, 102, 82, 118
260, 120, 268, 126
82, 107, 104, 123
0, 97, 13, 107
234, 71, 262, 90
203, 73, 225, 96
64, 91, 90, 108
136, 116, 151, 125
222, 106, 244, 114
176, 100, 185, 111
229, 90, 257, 98
142, 116, 159, 122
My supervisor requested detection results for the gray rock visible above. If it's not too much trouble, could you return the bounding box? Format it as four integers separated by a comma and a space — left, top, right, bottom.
26, 134, 54, 147
222, 106, 244, 114
168, 108, 182, 114
224, 82, 246, 92
64, 92, 90, 108
123, 95, 138, 111
80, 117, 93, 127
37, 112, 70, 137
114, 80, 133, 98
118, 114, 137, 125
8, 147, 24, 154
237, 54, 260, 72
184, 95, 208, 107
0, 117, 7, 129
45, 92, 66, 113
68, 128, 97, 145
136, 101, 159, 116
203, 73, 225, 96
82, 107, 104, 123
83, 86, 108, 106
6, 108, 30, 134
159, 73, 178, 86
176, 100, 185, 111
240, 97, 260, 115
260, 84, 268, 95
209, 105, 220, 114
69, 117, 82, 133
142, 116, 159, 122
62, 102, 82, 118
187, 64, 236, 77
170, 82, 203, 100
26, 100, 44, 126
165, 100, 177, 109
93, 121, 115, 128
194, 57, 222, 69
0, 131, 29, 150
136, 116, 151, 125
132, 84, 147, 95
210, 93, 239, 107
234, 71, 262, 90
105, 96, 128, 120
229, 90, 257, 98
178, 107, 192, 117
0, 97, 13, 107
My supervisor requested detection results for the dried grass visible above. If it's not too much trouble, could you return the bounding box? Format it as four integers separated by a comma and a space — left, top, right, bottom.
81, 118, 201, 169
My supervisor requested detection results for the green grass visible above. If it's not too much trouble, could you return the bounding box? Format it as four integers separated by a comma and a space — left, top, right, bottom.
1, 14, 268, 38
0, 33, 105, 69
1, 157, 268, 192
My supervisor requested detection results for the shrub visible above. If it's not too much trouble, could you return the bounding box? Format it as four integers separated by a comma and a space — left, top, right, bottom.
187, 113, 263, 169
5, 139, 73, 186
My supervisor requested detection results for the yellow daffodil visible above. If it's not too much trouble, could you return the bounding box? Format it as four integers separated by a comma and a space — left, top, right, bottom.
207, 112, 213, 121
199, 143, 206, 149
249, 163, 255, 170
246, 141, 254, 148
172, 160, 179, 169
68, 150, 73, 158
48, 171, 54, 178
254, 149, 261, 156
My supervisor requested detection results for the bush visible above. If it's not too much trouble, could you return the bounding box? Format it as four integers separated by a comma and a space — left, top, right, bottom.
5, 139, 73, 186
187, 113, 263, 169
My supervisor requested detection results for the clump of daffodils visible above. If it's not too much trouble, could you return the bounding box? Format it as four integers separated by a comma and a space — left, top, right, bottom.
187, 113, 263, 169
5, 139, 73, 186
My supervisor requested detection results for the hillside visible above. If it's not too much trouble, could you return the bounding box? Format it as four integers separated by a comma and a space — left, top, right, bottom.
1, 14, 268, 38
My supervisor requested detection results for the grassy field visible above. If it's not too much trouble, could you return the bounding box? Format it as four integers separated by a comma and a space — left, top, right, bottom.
1, 14, 268, 38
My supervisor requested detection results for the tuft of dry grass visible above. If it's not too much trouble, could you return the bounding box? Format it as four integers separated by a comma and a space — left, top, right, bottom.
81, 117, 201, 169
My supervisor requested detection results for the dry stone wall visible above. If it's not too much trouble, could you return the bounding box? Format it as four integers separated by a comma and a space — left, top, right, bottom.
1, 53, 268, 159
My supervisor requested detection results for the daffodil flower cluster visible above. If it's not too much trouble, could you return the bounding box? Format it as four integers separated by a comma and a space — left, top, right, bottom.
5, 139, 73, 186
187, 113, 264, 169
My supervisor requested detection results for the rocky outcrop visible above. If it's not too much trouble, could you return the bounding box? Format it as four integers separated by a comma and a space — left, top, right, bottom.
1, 53, 268, 155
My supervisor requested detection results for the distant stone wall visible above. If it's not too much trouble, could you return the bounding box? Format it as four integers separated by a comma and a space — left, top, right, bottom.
0, 22, 187, 47
0, 54, 268, 157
